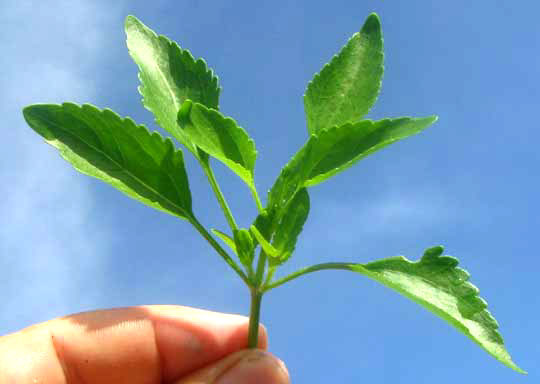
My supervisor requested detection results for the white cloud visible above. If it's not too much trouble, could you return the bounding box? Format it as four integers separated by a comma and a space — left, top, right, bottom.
0, 1, 124, 332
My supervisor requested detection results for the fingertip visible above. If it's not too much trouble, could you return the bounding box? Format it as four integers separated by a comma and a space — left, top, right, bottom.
175, 349, 290, 384
257, 323, 269, 350
146, 306, 268, 381
215, 350, 289, 384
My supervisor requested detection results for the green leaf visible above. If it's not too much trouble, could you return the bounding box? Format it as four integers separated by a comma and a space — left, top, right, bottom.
125, 15, 220, 155
249, 225, 279, 259
352, 246, 525, 373
23, 103, 192, 219
304, 13, 384, 134
211, 229, 237, 254
233, 228, 255, 268
253, 209, 273, 239
178, 100, 257, 188
267, 116, 437, 228
305, 116, 438, 186
271, 188, 310, 264
266, 246, 524, 373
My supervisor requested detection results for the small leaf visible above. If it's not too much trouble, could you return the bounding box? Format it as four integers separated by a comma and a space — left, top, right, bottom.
212, 229, 237, 254
271, 188, 310, 264
266, 116, 437, 228
251, 208, 273, 245
304, 13, 384, 134
23, 103, 192, 219
350, 246, 525, 373
178, 100, 257, 188
249, 225, 279, 259
125, 15, 220, 155
233, 228, 255, 268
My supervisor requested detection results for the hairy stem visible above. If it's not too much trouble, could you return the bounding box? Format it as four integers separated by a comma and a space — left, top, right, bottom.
188, 215, 248, 285
263, 262, 352, 292
247, 288, 263, 348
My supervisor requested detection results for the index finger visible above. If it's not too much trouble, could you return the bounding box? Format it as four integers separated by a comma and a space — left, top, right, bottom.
0, 305, 267, 383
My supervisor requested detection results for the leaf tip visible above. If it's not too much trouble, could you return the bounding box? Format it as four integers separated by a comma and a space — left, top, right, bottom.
124, 14, 139, 30
362, 13, 382, 35
22, 104, 57, 139
22, 104, 35, 121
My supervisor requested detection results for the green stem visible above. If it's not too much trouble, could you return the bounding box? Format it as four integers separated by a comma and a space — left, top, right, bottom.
201, 160, 238, 231
250, 186, 264, 214
263, 265, 276, 287
254, 250, 267, 286
247, 288, 263, 348
263, 262, 352, 292
188, 215, 249, 285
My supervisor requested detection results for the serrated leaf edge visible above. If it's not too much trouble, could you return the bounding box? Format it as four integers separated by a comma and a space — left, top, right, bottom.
303, 13, 385, 133
24, 102, 192, 219
181, 100, 257, 185
356, 247, 525, 373
304, 115, 437, 187
125, 15, 221, 150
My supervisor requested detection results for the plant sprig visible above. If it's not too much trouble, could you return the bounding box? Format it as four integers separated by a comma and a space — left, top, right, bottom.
22, 13, 525, 374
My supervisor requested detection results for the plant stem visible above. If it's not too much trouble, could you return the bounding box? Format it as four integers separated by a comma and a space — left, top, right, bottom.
250, 186, 264, 214
188, 214, 249, 285
263, 265, 276, 287
254, 250, 267, 286
263, 262, 353, 292
247, 288, 263, 348
201, 160, 238, 231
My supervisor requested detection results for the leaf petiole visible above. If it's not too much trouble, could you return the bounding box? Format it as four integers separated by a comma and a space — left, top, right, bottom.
263, 265, 276, 287
200, 159, 238, 231
187, 214, 248, 285
250, 185, 264, 214
254, 249, 268, 287
263, 262, 351, 292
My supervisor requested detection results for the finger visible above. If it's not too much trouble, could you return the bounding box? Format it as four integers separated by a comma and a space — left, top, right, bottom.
0, 305, 267, 384
175, 349, 290, 384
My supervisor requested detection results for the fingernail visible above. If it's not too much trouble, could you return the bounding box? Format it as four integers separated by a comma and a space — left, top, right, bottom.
215, 350, 289, 384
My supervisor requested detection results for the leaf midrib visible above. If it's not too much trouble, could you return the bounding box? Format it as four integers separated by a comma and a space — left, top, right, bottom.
41, 111, 190, 218
152, 42, 180, 114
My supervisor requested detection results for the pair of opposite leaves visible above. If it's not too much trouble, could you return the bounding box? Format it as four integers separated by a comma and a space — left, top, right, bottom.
22, 14, 524, 373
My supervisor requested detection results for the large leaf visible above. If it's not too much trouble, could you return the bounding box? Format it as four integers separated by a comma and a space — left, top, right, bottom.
23, 103, 192, 219
304, 13, 384, 134
125, 15, 220, 155
178, 100, 257, 188
271, 188, 310, 264
268, 246, 524, 373
266, 116, 436, 228
355, 246, 524, 373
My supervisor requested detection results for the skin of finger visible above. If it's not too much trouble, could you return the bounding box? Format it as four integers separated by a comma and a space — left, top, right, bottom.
0, 305, 267, 384
174, 350, 249, 384
175, 350, 290, 384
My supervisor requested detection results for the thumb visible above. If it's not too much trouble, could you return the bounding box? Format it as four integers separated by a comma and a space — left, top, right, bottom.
175, 349, 290, 384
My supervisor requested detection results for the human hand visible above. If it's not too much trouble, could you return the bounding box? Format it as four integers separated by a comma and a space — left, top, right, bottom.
0, 305, 290, 383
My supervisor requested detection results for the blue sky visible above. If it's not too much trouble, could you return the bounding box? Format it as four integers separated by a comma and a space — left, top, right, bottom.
1, 1, 537, 382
